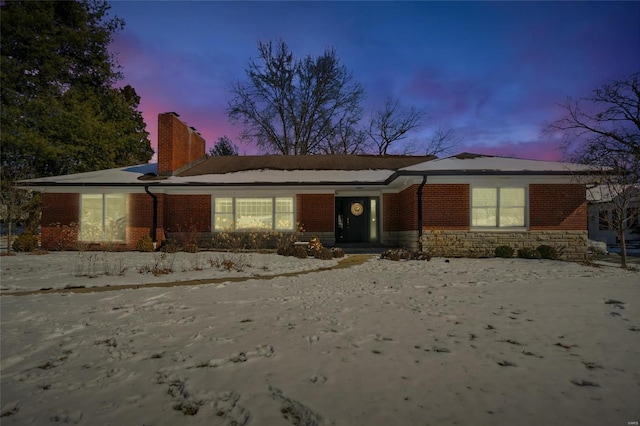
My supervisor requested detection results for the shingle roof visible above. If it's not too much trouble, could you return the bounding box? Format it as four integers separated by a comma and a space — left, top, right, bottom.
178, 155, 436, 176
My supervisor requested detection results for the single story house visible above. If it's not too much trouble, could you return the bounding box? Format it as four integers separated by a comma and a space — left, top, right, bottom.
22, 112, 599, 260
587, 184, 640, 245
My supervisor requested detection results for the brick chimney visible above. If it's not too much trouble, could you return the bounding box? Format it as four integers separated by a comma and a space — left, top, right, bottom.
157, 112, 206, 176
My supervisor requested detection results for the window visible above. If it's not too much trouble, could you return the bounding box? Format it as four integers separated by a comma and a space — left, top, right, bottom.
213, 197, 294, 231
275, 197, 294, 230
598, 210, 610, 231
236, 198, 273, 230
80, 194, 126, 241
472, 187, 526, 228
214, 198, 234, 230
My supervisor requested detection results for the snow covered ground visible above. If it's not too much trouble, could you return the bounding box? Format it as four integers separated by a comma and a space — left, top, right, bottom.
1, 253, 639, 425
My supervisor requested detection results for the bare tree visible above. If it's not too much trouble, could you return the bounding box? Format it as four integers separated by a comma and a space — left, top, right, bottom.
319, 114, 368, 154
368, 98, 426, 155
588, 181, 639, 268
547, 72, 640, 268
0, 169, 38, 253
424, 125, 463, 157
228, 40, 364, 155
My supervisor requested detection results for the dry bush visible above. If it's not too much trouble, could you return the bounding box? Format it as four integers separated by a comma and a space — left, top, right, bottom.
136, 234, 154, 252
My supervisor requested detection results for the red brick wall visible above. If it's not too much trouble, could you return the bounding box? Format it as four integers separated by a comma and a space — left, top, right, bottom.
530, 184, 587, 230
398, 185, 419, 231
40, 193, 80, 250
383, 193, 400, 232
158, 113, 206, 175
422, 184, 470, 230
297, 194, 334, 232
163, 194, 211, 232
127, 193, 166, 246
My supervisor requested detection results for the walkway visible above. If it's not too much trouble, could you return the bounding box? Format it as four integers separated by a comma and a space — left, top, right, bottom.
1, 254, 375, 297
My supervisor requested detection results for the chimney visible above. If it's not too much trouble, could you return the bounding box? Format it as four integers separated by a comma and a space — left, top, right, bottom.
157, 112, 206, 176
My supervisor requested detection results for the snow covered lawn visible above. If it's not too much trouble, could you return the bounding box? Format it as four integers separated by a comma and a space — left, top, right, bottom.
0, 251, 339, 293
1, 254, 639, 425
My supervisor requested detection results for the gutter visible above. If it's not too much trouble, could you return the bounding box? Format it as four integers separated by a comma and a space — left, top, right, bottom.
144, 185, 158, 245
417, 175, 427, 252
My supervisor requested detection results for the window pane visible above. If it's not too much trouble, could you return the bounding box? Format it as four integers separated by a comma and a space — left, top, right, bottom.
236, 198, 273, 230
500, 188, 525, 207
499, 207, 525, 227
215, 198, 233, 213
472, 189, 497, 227
80, 195, 103, 241
275, 197, 293, 213
275, 197, 294, 230
472, 188, 497, 207
105, 194, 126, 241
370, 199, 378, 240
472, 207, 497, 227
214, 198, 234, 231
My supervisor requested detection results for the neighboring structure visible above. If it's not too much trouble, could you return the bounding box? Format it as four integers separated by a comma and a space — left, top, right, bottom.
22, 113, 599, 260
587, 184, 640, 245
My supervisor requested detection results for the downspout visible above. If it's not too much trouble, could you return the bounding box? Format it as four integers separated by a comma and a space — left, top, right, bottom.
417, 175, 427, 252
144, 185, 158, 247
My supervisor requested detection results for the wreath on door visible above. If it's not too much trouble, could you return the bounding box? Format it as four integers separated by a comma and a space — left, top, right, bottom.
350, 202, 364, 216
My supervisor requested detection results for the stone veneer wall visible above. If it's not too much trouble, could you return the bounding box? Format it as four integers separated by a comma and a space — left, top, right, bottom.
419, 230, 588, 261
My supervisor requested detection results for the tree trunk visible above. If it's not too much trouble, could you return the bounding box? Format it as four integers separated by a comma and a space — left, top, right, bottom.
6, 222, 12, 253
619, 231, 627, 269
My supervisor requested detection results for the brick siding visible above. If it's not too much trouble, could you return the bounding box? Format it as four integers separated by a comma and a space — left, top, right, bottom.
530, 184, 587, 230
128, 193, 166, 247
157, 113, 206, 175
40, 193, 80, 250
422, 184, 470, 230
163, 194, 212, 232
297, 194, 334, 232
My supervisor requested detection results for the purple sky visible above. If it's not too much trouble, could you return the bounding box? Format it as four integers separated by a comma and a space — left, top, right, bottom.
108, 1, 640, 161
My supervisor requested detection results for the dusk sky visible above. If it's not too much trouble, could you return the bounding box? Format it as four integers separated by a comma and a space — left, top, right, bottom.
108, 1, 640, 161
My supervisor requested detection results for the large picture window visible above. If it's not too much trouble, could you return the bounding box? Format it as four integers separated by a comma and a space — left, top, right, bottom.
80, 194, 126, 241
213, 197, 294, 231
472, 187, 526, 228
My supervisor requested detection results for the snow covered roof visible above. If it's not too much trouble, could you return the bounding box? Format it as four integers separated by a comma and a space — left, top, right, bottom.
587, 184, 640, 203
20, 153, 599, 189
179, 155, 435, 175
401, 153, 598, 175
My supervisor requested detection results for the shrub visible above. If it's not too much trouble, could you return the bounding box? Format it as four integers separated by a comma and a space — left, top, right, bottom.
293, 246, 308, 259
161, 241, 180, 253
536, 244, 559, 260
277, 245, 294, 257
517, 247, 541, 259
308, 236, 323, 252
313, 247, 333, 260
183, 243, 199, 253
136, 234, 154, 252
13, 231, 38, 252
331, 247, 345, 258
494, 245, 514, 258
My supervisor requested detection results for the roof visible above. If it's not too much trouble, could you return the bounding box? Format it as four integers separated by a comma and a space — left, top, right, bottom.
587, 184, 640, 203
401, 153, 599, 175
178, 155, 435, 176
20, 153, 598, 188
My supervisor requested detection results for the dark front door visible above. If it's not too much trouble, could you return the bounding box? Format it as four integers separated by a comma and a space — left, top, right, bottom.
335, 197, 369, 243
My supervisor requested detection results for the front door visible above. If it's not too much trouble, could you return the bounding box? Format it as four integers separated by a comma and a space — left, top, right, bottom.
335, 197, 374, 243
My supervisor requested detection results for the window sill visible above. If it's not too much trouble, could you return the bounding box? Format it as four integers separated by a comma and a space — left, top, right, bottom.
470, 227, 529, 233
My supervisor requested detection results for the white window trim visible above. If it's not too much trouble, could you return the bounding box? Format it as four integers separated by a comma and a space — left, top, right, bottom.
470, 185, 529, 231
212, 196, 296, 232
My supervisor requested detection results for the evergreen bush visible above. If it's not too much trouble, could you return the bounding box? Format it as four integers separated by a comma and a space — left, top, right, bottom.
536, 245, 559, 260
494, 245, 514, 258
517, 247, 541, 259
13, 231, 38, 252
